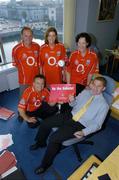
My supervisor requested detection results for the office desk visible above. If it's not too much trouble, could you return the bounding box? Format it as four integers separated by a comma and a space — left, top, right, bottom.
111, 81, 119, 120
111, 96, 119, 120
105, 49, 119, 75
88, 145, 119, 180
68, 155, 101, 180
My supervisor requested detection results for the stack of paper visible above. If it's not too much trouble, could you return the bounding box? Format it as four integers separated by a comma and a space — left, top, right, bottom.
0, 134, 13, 152
0, 150, 17, 178
113, 87, 119, 98
0, 107, 15, 120
112, 99, 119, 110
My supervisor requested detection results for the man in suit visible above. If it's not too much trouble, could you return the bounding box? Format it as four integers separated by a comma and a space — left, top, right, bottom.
30, 76, 109, 173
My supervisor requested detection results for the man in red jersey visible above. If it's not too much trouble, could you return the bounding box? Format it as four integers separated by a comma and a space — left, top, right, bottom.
12, 26, 40, 97
18, 74, 58, 128
40, 27, 68, 87
66, 32, 99, 95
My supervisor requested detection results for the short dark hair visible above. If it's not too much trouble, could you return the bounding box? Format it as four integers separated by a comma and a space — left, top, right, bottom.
21, 26, 33, 35
75, 32, 91, 47
94, 76, 107, 87
44, 27, 59, 44
33, 74, 46, 86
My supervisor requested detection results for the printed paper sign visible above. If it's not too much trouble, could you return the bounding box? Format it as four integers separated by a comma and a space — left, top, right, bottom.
49, 84, 76, 103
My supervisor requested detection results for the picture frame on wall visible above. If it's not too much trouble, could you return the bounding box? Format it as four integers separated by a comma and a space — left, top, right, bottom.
97, 0, 118, 21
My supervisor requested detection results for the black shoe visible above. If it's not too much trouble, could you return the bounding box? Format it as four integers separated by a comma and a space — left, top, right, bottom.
35, 166, 48, 174
30, 142, 46, 151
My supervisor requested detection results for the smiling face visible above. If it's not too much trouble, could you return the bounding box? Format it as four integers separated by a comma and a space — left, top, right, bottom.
77, 37, 88, 54
21, 29, 33, 47
33, 78, 45, 92
47, 31, 56, 45
90, 79, 106, 95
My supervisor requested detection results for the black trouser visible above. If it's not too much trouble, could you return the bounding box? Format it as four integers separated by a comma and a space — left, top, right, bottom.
35, 110, 85, 168
26, 102, 58, 128
76, 83, 85, 96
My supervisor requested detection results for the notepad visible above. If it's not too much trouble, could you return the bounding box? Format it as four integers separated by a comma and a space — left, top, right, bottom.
0, 150, 17, 175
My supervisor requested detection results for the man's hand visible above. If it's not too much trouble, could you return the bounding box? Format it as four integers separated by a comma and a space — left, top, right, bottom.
27, 117, 37, 123
69, 95, 75, 102
85, 85, 90, 89
58, 101, 64, 104
74, 131, 84, 139
48, 102, 56, 106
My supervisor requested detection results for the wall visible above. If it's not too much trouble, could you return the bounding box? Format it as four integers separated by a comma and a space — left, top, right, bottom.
87, 0, 119, 54
72, 0, 90, 50
0, 66, 19, 92
75, 0, 89, 35
64, 0, 76, 50
75, 0, 119, 64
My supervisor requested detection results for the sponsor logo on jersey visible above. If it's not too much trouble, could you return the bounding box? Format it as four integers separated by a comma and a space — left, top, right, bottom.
48, 57, 56, 66
34, 100, 41, 107
26, 56, 35, 66
76, 64, 85, 74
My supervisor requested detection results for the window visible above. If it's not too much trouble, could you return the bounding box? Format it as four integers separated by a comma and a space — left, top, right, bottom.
0, 0, 64, 65
0, 40, 5, 65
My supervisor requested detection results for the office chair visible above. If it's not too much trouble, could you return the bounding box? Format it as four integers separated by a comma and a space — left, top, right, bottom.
61, 75, 116, 162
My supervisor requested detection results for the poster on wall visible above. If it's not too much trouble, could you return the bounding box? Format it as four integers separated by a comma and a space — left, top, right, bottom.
97, 0, 118, 21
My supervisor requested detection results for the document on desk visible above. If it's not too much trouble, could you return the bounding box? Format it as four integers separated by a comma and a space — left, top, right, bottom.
112, 99, 119, 110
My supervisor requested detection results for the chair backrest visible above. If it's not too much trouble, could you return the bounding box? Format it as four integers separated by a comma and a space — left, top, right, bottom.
102, 75, 116, 106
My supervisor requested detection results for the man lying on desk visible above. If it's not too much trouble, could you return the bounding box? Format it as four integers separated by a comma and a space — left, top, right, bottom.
30, 76, 109, 174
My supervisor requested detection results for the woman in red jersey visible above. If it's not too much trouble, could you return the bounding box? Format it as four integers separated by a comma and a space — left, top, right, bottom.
40, 27, 68, 87
66, 32, 99, 95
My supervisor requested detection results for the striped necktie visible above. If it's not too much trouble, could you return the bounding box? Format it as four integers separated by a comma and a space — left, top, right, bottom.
73, 96, 94, 122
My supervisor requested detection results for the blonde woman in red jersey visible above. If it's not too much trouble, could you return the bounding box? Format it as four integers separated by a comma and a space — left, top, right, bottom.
66, 32, 99, 95
40, 27, 68, 88
12, 27, 40, 97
